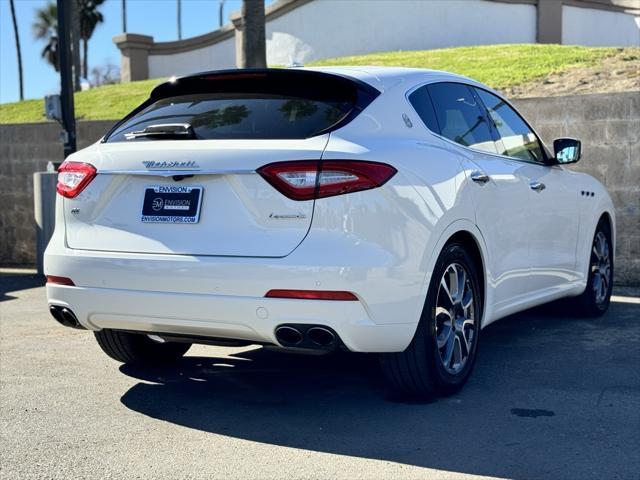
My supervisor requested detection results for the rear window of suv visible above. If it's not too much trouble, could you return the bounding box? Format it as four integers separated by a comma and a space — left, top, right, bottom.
107, 94, 355, 141
105, 70, 379, 142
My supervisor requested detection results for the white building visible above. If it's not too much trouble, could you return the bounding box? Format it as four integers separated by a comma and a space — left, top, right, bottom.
114, 0, 640, 82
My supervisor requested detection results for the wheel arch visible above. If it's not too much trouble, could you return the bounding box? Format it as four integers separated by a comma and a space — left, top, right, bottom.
598, 210, 615, 258
446, 230, 486, 316
419, 219, 493, 330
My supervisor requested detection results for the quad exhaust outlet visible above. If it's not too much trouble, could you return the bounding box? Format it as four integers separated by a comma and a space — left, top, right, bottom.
274, 324, 340, 350
49, 305, 85, 329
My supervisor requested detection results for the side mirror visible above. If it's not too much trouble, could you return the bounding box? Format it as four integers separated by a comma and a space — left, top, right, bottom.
553, 138, 581, 165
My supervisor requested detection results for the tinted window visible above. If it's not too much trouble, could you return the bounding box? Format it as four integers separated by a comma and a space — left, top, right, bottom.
408, 86, 440, 133
475, 88, 545, 163
427, 83, 497, 154
107, 94, 354, 141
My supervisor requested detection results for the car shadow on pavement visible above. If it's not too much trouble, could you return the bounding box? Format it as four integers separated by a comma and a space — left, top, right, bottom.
119, 298, 640, 479
0, 272, 45, 302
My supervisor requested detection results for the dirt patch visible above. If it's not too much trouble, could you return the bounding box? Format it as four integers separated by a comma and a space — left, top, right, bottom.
503, 48, 640, 98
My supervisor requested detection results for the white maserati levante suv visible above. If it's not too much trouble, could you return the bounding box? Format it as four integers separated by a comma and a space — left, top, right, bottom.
45, 67, 615, 398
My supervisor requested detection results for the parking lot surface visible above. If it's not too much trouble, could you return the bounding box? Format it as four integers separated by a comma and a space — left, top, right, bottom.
1, 271, 639, 480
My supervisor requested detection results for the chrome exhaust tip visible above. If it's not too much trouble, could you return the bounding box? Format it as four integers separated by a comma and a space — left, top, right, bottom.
307, 327, 335, 347
275, 326, 303, 346
49, 305, 85, 329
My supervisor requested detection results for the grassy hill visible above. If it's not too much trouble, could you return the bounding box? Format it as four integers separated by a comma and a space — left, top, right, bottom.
0, 78, 161, 124
1, 44, 637, 124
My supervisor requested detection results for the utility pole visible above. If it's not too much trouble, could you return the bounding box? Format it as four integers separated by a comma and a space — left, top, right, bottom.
219, 0, 225, 28
177, 0, 182, 40
122, 0, 127, 32
57, 0, 77, 158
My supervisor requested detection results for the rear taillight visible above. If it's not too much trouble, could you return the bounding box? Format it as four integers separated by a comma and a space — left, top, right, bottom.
257, 160, 397, 201
56, 161, 97, 198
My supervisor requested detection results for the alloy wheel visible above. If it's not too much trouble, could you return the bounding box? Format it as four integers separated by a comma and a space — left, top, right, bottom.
591, 231, 611, 305
434, 263, 476, 375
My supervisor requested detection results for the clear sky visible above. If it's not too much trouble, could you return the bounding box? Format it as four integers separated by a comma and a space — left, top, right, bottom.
0, 0, 274, 104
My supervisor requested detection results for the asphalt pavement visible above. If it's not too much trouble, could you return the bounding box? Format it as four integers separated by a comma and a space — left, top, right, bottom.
1, 271, 639, 480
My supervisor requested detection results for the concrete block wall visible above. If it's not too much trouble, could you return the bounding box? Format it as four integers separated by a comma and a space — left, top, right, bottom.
514, 92, 639, 285
0, 121, 114, 266
0, 92, 638, 284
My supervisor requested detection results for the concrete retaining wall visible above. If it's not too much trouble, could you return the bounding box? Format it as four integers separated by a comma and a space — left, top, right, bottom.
0, 92, 638, 283
0, 121, 114, 266
514, 92, 639, 284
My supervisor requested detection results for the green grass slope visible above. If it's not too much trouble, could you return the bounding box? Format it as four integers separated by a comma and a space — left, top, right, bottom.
0, 78, 161, 124
0, 45, 628, 124
311, 44, 621, 89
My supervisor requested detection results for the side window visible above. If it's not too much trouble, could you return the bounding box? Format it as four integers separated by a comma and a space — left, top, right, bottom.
408, 86, 440, 134
474, 88, 545, 163
426, 82, 497, 154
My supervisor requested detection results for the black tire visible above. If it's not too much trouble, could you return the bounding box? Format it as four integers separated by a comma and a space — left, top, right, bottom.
571, 220, 613, 317
94, 329, 191, 365
380, 242, 482, 400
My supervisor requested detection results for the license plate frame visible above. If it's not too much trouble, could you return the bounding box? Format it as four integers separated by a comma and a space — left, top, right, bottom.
141, 185, 203, 224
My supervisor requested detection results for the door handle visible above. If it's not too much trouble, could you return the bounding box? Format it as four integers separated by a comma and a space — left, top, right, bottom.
530, 181, 546, 192
470, 171, 490, 184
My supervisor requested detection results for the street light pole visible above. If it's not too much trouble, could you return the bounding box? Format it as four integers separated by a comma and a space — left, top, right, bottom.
56, 0, 76, 158
219, 0, 225, 28
177, 0, 182, 40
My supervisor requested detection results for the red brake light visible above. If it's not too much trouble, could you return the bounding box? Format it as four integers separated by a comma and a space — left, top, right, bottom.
57, 161, 97, 198
265, 289, 358, 301
257, 160, 396, 201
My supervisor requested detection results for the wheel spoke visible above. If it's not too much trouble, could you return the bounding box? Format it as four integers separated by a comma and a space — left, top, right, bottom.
443, 333, 455, 368
440, 276, 455, 310
453, 336, 462, 367
461, 285, 473, 311
437, 324, 453, 349
457, 330, 470, 358
602, 241, 610, 262
455, 266, 466, 304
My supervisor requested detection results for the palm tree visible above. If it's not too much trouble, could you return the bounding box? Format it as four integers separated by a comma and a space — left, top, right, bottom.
32, 2, 59, 72
72, 0, 81, 90
78, 0, 105, 79
240, 0, 266, 68
9, 0, 24, 100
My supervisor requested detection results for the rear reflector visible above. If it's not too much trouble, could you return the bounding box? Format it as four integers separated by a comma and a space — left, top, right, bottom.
46, 276, 75, 286
257, 160, 396, 201
265, 289, 358, 301
57, 161, 97, 198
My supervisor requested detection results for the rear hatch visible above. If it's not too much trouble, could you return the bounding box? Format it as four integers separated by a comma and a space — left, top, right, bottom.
62, 69, 379, 257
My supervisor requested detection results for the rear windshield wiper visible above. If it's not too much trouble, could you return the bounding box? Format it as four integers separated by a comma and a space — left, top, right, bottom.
124, 123, 196, 140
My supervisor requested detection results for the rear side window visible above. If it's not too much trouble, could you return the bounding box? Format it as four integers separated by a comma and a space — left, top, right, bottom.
474, 88, 545, 163
426, 82, 497, 154
106, 70, 378, 142
408, 86, 440, 133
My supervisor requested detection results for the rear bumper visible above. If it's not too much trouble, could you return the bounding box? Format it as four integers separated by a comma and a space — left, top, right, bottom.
46, 283, 416, 352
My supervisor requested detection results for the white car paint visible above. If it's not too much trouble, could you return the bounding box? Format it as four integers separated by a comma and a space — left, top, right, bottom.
45, 67, 615, 352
